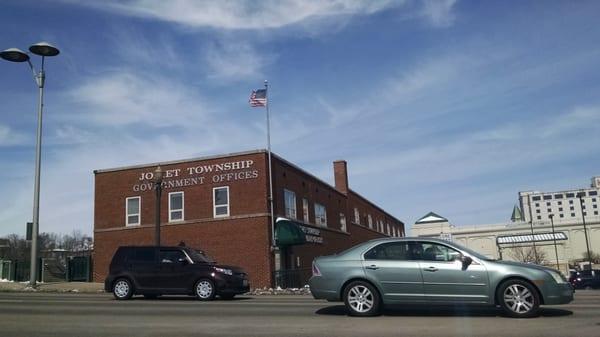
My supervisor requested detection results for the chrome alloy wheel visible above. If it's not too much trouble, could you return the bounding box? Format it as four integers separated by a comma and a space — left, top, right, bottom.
347, 285, 375, 313
503, 284, 534, 314
196, 280, 214, 299
114, 280, 130, 299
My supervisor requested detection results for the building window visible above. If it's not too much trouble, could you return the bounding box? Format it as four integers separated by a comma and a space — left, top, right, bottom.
315, 203, 327, 226
554, 194, 563, 199
213, 186, 229, 217
354, 208, 360, 224
126, 196, 141, 226
546, 202, 551, 206
560, 214, 564, 218
571, 213, 575, 217
284, 189, 297, 219
387, 224, 391, 236
368, 215, 373, 227
536, 209, 540, 214
570, 206, 575, 211
595, 211, 598, 215
569, 200, 574, 204
583, 212, 587, 216
547, 208, 552, 213
168, 192, 184, 222
302, 198, 309, 223
557, 201, 562, 205
589, 191, 598, 196
535, 203, 540, 207
566, 193, 575, 198
537, 216, 541, 220
543, 195, 552, 200
532, 196, 541, 201
340, 213, 347, 232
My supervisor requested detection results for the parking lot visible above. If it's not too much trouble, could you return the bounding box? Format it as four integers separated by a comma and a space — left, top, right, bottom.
0, 290, 598, 337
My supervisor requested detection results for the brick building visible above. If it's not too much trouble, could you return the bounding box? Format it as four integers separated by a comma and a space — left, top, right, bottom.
93, 150, 404, 288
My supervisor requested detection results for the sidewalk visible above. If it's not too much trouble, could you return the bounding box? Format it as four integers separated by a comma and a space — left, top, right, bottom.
0, 281, 104, 293
0, 280, 311, 295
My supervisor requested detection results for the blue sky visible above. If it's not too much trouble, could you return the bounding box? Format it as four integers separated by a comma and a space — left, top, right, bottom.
1, 0, 599, 236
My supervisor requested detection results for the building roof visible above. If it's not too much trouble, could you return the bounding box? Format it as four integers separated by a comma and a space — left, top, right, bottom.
415, 212, 448, 224
510, 205, 523, 222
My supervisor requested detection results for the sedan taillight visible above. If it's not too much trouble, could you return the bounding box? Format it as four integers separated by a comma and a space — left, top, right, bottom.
312, 261, 322, 277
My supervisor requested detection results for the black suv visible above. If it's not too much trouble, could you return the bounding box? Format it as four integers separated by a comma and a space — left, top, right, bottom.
104, 246, 249, 300
569, 269, 600, 289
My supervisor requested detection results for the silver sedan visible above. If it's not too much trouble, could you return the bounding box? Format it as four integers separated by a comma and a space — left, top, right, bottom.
309, 238, 573, 317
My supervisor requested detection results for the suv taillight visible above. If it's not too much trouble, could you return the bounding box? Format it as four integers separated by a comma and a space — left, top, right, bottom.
312, 261, 321, 277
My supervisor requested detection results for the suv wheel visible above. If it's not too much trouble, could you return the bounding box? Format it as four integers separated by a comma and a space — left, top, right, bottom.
343, 281, 381, 316
497, 279, 540, 318
113, 278, 133, 300
195, 279, 216, 301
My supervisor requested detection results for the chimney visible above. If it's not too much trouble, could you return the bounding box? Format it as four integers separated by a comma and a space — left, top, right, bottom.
333, 160, 349, 194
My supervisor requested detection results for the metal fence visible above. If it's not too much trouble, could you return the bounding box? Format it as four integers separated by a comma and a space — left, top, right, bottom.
273, 268, 312, 289
0, 256, 92, 282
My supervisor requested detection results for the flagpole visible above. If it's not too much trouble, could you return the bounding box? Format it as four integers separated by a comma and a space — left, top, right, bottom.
265, 80, 276, 250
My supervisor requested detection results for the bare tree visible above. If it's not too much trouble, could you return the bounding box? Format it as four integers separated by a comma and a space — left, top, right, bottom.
508, 245, 547, 265
582, 251, 600, 263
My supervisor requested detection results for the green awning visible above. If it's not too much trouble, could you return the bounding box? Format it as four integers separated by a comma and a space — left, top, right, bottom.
275, 218, 307, 247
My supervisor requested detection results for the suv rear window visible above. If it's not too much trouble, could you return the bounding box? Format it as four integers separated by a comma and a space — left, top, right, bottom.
133, 247, 156, 262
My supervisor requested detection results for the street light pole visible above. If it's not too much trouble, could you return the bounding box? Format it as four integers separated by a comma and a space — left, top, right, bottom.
549, 214, 560, 271
577, 192, 593, 270
1, 42, 60, 287
153, 166, 164, 247
527, 196, 539, 262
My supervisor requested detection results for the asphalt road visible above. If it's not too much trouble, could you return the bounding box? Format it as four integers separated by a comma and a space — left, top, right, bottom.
0, 291, 599, 337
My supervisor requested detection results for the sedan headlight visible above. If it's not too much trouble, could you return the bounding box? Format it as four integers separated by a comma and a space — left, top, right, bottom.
548, 271, 567, 284
214, 267, 233, 275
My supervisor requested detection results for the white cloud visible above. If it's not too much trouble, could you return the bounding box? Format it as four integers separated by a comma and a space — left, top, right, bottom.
65, 71, 212, 127
0, 124, 27, 146
204, 40, 274, 82
420, 0, 458, 28
67, 0, 405, 30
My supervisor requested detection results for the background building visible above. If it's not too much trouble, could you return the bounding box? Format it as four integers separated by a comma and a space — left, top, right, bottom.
519, 176, 600, 223
411, 177, 600, 273
94, 150, 404, 288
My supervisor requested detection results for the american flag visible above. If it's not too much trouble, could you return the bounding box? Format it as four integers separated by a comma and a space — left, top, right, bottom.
249, 89, 267, 107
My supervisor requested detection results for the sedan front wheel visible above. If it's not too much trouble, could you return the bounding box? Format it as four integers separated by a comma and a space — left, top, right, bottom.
497, 279, 540, 318
343, 281, 381, 316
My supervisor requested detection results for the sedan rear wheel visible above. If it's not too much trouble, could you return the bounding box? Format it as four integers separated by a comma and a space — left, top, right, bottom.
195, 279, 216, 301
498, 279, 540, 318
343, 281, 381, 316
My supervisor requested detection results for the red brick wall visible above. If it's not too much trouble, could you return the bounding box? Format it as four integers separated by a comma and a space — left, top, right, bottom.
94, 216, 273, 288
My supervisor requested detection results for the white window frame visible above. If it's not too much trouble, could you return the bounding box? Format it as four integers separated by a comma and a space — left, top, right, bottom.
340, 212, 347, 232
168, 191, 184, 222
125, 196, 141, 226
213, 186, 230, 218
368, 215, 373, 228
354, 208, 360, 224
302, 198, 309, 223
284, 189, 297, 219
315, 203, 327, 227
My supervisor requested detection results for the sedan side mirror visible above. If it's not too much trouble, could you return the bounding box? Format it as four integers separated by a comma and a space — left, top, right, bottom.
461, 255, 473, 270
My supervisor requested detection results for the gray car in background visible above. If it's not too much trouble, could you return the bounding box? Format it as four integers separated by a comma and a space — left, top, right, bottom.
309, 238, 573, 317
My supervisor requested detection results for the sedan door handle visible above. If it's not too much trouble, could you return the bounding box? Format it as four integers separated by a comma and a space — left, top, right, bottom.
424, 266, 438, 272
365, 265, 379, 270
